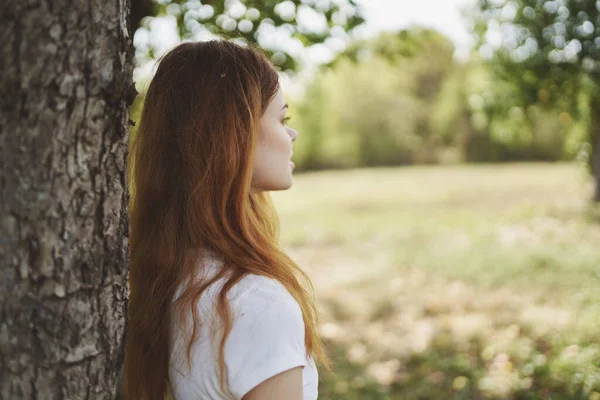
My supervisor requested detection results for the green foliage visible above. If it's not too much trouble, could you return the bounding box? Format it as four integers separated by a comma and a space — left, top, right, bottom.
473, 0, 599, 108
430, 54, 585, 163
291, 29, 458, 170
328, 27, 455, 68
290, 27, 583, 170
140, 0, 365, 71
333, 56, 420, 166
471, 0, 600, 194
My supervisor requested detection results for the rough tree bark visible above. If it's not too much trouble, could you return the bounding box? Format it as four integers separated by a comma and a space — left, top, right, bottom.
1, 0, 135, 398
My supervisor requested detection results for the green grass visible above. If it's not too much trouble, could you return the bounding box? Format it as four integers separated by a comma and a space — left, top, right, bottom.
272, 163, 600, 400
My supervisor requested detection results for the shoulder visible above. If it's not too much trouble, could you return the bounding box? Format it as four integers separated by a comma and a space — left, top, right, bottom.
230, 274, 304, 334
224, 275, 308, 399
188, 252, 298, 313
234, 274, 298, 305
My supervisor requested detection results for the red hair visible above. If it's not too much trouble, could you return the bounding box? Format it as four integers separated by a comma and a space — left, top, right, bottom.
123, 40, 330, 399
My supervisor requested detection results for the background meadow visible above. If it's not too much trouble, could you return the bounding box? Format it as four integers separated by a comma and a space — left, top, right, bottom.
273, 163, 600, 399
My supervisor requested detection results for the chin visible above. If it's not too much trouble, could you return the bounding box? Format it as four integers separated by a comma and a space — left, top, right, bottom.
271, 177, 293, 191
252, 176, 293, 192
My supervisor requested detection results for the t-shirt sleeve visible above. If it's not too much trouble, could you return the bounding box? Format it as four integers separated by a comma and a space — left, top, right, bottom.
225, 277, 308, 399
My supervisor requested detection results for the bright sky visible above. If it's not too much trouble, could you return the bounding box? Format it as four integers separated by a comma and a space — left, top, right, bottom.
133, 0, 477, 89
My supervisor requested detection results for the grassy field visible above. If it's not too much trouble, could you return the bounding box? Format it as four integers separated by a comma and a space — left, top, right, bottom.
271, 163, 600, 400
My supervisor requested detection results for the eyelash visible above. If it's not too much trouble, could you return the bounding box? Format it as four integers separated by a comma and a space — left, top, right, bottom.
283, 116, 291, 124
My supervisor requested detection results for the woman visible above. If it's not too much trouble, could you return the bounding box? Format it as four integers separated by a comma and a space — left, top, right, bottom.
123, 40, 330, 400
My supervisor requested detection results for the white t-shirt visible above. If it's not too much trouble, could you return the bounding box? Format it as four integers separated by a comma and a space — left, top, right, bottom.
168, 253, 319, 399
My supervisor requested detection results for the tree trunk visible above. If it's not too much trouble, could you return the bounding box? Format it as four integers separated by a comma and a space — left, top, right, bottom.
0, 0, 134, 398
130, 0, 153, 35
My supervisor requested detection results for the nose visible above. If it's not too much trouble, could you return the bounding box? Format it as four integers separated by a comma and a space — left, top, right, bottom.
287, 126, 298, 142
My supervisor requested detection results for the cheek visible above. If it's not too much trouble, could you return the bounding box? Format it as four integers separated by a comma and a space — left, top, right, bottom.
252, 126, 291, 186
260, 125, 290, 157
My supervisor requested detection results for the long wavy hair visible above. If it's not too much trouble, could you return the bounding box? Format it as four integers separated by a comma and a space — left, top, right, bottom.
123, 40, 330, 399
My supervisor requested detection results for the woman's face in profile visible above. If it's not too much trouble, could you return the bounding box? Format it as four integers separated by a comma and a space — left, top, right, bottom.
252, 86, 298, 191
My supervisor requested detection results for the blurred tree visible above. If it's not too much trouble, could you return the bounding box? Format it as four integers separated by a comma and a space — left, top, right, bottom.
133, 0, 365, 72
432, 60, 571, 163
290, 78, 331, 170
291, 28, 456, 169
361, 29, 455, 157
472, 0, 600, 200
1, 0, 134, 398
333, 55, 421, 166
